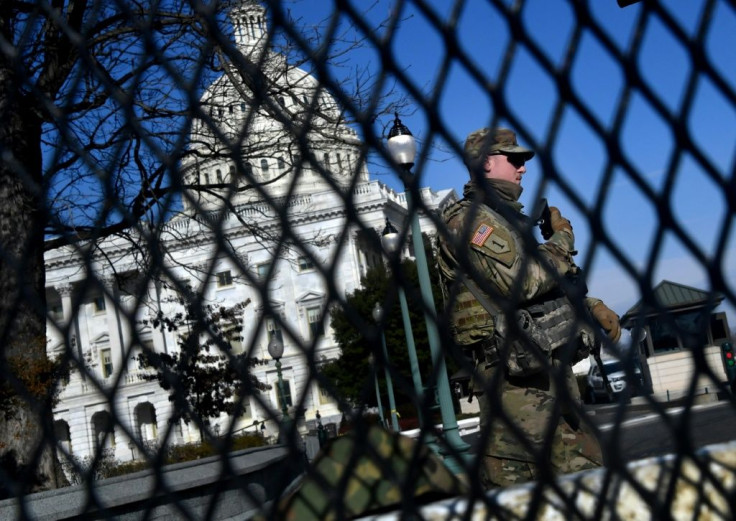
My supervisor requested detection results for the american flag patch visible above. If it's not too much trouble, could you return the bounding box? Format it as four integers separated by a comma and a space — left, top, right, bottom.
471, 223, 493, 246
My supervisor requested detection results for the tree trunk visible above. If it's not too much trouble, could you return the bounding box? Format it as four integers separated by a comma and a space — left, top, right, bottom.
0, 63, 59, 496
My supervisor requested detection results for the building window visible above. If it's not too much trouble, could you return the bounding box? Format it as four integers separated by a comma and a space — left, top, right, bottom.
203, 172, 210, 185
261, 159, 270, 178
256, 262, 272, 280
323, 153, 330, 167
216, 169, 223, 184
298, 256, 314, 271
650, 310, 708, 353
100, 348, 113, 378
240, 102, 246, 112
307, 306, 324, 339
318, 384, 331, 405
266, 317, 282, 343
216, 270, 233, 288
244, 162, 253, 177
277, 157, 286, 170
240, 399, 252, 420
710, 312, 730, 345
94, 296, 106, 313
228, 105, 234, 114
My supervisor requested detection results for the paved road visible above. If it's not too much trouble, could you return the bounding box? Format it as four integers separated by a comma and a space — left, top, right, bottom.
459, 398, 736, 464
589, 399, 736, 463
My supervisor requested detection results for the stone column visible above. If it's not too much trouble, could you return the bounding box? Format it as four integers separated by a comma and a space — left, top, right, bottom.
102, 276, 127, 376
57, 283, 86, 380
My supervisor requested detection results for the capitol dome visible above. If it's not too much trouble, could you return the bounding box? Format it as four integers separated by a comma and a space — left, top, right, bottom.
181, 0, 367, 213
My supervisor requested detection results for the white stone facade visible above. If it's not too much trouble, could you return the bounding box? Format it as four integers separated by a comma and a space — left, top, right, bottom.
44, 1, 457, 463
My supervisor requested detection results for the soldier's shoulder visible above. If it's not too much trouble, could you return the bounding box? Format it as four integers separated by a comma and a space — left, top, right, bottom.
442, 198, 495, 221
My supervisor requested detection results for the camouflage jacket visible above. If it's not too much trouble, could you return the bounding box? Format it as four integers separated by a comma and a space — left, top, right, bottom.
438, 179, 581, 346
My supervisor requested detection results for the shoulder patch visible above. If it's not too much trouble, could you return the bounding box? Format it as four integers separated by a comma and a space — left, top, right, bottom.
471, 223, 494, 247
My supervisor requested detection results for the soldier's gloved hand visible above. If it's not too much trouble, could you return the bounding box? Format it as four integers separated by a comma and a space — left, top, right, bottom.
549, 207, 572, 234
591, 302, 621, 343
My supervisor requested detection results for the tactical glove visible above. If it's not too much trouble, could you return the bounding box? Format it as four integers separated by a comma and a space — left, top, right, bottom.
549, 207, 573, 234
591, 302, 621, 343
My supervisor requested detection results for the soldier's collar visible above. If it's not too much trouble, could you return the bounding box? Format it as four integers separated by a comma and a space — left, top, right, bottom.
464, 179, 523, 206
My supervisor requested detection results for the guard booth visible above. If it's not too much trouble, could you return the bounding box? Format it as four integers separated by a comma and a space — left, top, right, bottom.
620, 280, 732, 401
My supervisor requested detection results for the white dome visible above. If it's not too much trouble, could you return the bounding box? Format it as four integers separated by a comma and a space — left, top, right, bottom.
181, 1, 366, 213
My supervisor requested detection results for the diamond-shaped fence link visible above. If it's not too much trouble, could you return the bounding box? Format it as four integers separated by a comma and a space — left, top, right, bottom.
0, 0, 734, 519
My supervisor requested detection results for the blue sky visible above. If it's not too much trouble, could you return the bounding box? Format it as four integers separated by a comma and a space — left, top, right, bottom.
282, 0, 736, 328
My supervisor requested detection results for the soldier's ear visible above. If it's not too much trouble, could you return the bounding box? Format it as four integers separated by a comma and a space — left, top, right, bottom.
483, 154, 494, 174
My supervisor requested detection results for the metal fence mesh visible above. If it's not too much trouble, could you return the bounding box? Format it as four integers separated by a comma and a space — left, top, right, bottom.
1, 0, 735, 519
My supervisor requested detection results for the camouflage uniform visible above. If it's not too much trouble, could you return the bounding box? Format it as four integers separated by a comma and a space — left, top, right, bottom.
438, 128, 603, 488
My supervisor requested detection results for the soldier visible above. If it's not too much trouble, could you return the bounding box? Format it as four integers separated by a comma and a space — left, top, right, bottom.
437, 128, 621, 488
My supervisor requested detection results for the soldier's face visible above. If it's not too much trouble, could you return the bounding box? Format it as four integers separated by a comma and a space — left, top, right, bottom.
484, 153, 527, 185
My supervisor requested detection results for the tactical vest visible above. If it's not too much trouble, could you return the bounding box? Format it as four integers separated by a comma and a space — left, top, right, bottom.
439, 200, 595, 376
438, 200, 495, 346
439, 197, 529, 347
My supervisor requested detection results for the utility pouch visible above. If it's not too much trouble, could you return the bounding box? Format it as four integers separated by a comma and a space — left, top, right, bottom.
499, 309, 553, 377
460, 277, 554, 378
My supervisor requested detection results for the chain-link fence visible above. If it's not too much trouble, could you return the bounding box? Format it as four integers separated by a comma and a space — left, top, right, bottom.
1, 0, 735, 519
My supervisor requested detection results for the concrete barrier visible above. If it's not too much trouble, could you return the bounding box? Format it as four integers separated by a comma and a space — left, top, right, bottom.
0, 445, 305, 520
356, 440, 736, 520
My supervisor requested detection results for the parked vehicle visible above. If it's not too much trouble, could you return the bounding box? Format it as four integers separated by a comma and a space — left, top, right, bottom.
586, 359, 644, 403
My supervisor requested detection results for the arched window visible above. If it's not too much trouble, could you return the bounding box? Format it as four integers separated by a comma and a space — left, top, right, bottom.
216, 169, 223, 184
135, 402, 158, 443
55, 420, 72, 455
204, 172, 210, 185
277, 157, 286, 170
261, 159, 270, 177
91, 411, 115, 452
244, 162, 253, 177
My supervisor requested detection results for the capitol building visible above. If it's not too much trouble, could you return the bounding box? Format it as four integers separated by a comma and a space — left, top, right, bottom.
44, 1, 456, 462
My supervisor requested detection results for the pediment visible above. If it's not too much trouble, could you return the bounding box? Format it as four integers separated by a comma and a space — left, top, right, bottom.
296, 291, 324, 305
91, 333, 110, 346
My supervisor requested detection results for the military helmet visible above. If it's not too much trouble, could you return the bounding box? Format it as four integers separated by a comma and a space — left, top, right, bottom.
463, 128, 535, 173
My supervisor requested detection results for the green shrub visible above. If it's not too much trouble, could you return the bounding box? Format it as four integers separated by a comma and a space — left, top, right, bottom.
166, 433, 266, 464
102, 460, 150, 478
60, 433, 267, 485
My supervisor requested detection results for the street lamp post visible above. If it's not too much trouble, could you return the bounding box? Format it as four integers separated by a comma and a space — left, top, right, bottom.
315, 410, 327, 448
373, 302, 400, 431
380, 220, 425, 426
387, 114, 470, 472
368, 353, 387, 428
268, 334, 290, 441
